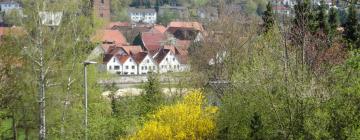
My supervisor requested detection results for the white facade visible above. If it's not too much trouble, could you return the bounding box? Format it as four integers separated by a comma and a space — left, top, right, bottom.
107, 56, 123, 74
138, 54, 158, 74
0, 1, 21, 12
122, 57, 138, 75
107, 56, 138, 75
128, 8, 157, 24
158, 52, 182, 73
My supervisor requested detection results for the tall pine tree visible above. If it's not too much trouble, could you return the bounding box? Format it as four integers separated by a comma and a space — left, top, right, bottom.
343, 2, 359, 47
328, 6, 339, 45
317, 0, 330, 34
262, 1, 274, 33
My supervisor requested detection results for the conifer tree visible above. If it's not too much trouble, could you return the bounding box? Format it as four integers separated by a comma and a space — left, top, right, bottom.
250, 112, 264, 140
262, 1, 274, 33
328, 6, 339, 35
328, 6, 339, 45
343, 2, 359, 47
317, 0, 330, 34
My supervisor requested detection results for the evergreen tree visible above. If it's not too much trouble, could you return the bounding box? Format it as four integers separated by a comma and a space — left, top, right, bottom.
141, 73, 164, 114
317, 0, 330, 34
328, 6, 339, 35
250, 112, 264, 140
343, 2, 359, 47
262, 1, 274, 33
328, 6, 339, 45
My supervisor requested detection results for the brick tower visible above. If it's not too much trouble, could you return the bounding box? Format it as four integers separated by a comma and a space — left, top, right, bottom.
93, 0, 111, 21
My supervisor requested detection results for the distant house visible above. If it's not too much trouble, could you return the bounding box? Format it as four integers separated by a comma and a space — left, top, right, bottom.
128, 7, 157, 24
38, 11, 63, 26
167, 21, 204, 41
134, 52, 158, 74
138, 30, 167, 54
0, 0, 21, 13
158, 6, 189, 20
154, 48, 182, 73
105, 54, 138, 75
92, 29, 128, 45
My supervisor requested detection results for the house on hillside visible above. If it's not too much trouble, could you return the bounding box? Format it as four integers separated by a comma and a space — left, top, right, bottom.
167, 21, 204, 41
0, 0, 21, 13
154, 48, 182, 73
158, 6, 189, 20
128, 7, 157, 24
105, 54, 138, 75
134, 52, 158, 74
92, 29, 128, 45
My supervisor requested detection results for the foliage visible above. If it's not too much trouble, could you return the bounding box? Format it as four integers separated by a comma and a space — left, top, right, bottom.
157, 9, 178, 25
140, 73, 164, 114
316, 0, 329, 34
129, 90, 218, 140
262, 1, 274, 33
343, 2, 359, 48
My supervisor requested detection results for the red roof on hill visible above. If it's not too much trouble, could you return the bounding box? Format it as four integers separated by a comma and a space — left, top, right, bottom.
167, 21, 204, 32
141, 31, 167, 52
152, 25, 167, 33
93, 29, 128, 45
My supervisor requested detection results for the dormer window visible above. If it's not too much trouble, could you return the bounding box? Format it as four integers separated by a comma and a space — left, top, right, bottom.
101, 0, 104, 4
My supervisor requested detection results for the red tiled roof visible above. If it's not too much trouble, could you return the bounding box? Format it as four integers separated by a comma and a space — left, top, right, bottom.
120, 45, 143, 55
176, 55, 188, 64
103, 54, 114, 64
115, 54, 130, 64
152, 25, 167, 33
141, 31, 167, 51
93, 29, 128, 45
133, 52, 148, 64
101, 43, 118, 53
167, 21, 204, 32
154, 49, 170, 64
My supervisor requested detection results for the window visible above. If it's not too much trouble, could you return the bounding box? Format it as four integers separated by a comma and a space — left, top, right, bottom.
130, 72, 134, 75
114, 66, 120, 70
129, 59, 132, 62
153, 66, 156, 70
101, 0, 104, 4
145, 66, 147, 70
109, 66, 112, 70
125, 66, 129, 69
100, 13, 103, 17
132, 66, 135, 69
166, 58, 168, 61
177, 65, 180, 69
173, 58, 175, 61
124, 72, 128, 75
113, 58, 115, 62
147, 59, 149, 63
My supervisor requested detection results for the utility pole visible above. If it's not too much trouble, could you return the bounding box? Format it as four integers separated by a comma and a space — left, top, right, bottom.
83, 61, 97, 140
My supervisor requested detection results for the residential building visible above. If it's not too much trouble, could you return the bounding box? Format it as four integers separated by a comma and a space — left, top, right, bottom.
128, 7, 157, 24
167, 21, 204, 41
92, 29, 128, 45
154, 48, 182, 73
134, 52, 158, 74
0, 0, 21, 13
93, 0, 110, 21
158, 6, 189, 20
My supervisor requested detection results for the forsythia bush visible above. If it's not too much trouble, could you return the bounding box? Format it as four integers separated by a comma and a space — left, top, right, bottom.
129, 90, 218, 140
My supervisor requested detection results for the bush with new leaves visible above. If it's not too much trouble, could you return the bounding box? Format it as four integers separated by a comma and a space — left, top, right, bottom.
129, 90, 218, 140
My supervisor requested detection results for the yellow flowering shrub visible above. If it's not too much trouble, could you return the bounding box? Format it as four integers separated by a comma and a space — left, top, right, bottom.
129, 90, 218, 140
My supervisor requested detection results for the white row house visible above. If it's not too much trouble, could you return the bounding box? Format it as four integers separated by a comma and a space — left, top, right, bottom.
128, 8, 157, 24
104, 45, 188, 75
